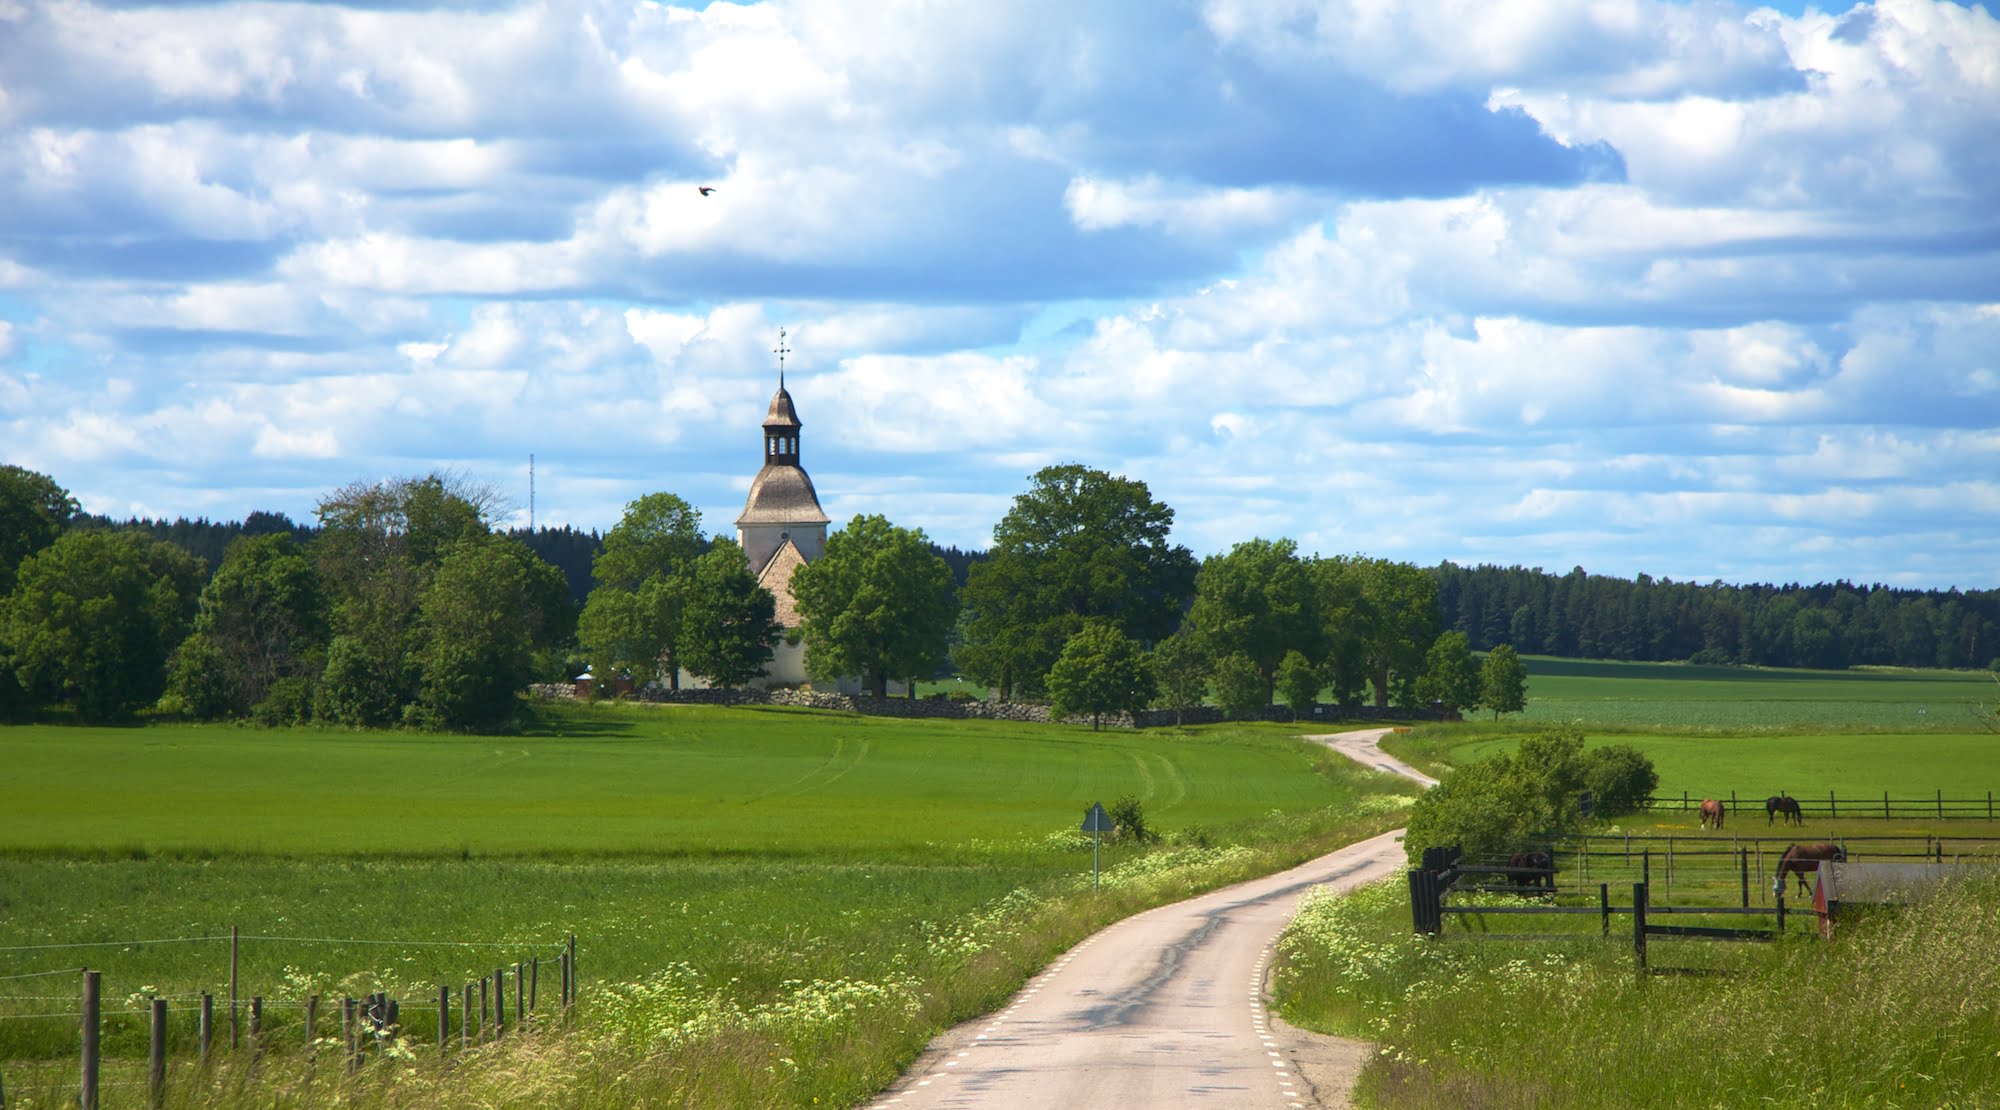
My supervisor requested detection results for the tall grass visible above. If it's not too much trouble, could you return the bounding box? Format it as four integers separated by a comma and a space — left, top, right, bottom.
1274, 875, 2000, 1108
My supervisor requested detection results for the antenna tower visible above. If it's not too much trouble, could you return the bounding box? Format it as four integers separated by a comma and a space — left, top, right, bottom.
529, 453, 535, 532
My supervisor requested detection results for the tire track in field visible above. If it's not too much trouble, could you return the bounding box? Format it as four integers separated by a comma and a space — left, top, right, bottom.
745, 736, 874, 803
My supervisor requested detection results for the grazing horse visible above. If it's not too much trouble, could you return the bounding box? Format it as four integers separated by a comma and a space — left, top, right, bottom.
1773, 842, 1845, 897
1698, 798, 1725, 830
1507, 849, 1554, 891
1765, 794, 1803, 826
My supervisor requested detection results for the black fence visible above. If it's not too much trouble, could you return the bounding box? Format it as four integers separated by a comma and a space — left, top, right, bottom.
1640, 790, 2000, 821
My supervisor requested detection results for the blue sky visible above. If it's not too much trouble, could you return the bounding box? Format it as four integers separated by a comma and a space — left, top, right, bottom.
2, 0, 1997, 589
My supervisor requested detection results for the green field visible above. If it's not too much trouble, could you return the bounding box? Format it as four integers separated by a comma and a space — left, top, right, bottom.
0, 702, 1407, 1107
1514, 655, 1997, 732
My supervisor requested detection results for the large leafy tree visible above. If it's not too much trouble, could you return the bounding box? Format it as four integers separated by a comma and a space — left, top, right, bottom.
1187, 538, 1318, 703
0, 530, 204, 720
163, 533, 329, 720
0, 466, 77, 596
1416, 630, 1481, 716
310, 473, 497, 726
1275, 649, 1322, 721
1353, 557, 1441, 708
1404, 725, 1637, 862
407, 535, 571, 730
956, 465, 1195, 699
1312, 557, 1370, 707
1479, 643, 1529, 719
678, 539, 781, 688
790, 514, 957, 698
578, 493, 705, 688
1047, 621, 1154, 730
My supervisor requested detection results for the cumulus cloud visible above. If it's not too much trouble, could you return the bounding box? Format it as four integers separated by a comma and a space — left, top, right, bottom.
1, 0, 1997, 587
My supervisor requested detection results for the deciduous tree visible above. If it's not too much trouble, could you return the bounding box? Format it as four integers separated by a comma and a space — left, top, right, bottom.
956, 465, 1195, 697
790, 514, 957, 698
406, 535, 571, 730
678, 539, 780, 688
579, 493, 705, 689
1479, 643, 1528, 719
1416, 630, 1480, 716
1047, 620, 1154, 730
1187, 538, 1318, 704
162, 533, 328, 720
0, 530, 204, 720
1148, 629, 1209, 726
1275, 649, 1322, 721
0, 466, 76, 596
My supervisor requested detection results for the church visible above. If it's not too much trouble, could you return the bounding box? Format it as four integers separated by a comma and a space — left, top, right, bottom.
703, 335, 902, 694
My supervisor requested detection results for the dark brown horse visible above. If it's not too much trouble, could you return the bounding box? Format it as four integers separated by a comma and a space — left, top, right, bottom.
1765, 794, 1802, 826
1698, 798, 1725, 830
1507, 850, 1554, 890
1773, 842, 1845, 897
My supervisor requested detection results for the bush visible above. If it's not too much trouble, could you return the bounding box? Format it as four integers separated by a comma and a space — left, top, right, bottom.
1579, 744, 1657, 816
1109, 795, 1157, 844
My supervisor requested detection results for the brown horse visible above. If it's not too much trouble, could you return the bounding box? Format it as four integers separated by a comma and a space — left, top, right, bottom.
1773, 842, 1845, 897
1698, 798, 1725, 830
1765, 794, 1802, 826
1507, 850, 1554, 890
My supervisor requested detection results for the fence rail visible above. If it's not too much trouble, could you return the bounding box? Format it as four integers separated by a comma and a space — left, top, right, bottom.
1640, 790, 1999, 820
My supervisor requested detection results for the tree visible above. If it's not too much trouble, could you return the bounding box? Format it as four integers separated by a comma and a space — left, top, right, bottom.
678, 539, 781, 688
1149, 629, 1209, 726
1403, 724, 1637, 862
311, 473, 496, 726
1352, 558, 1440, 708
162, 533, 329, 720
406, 535, 571, 730
1312, 557, 1370, 708
790, 514, 958, 698
1479, 643, 1529, 719
0, 530, 204, 720
1275, 649, 1321, 721
1579, 744, 1659, 817
1415, 630, 1480, 716
0, 466, 77, 596
579, 493, 705, 689
1187, 538, 1318, 704
1212, 652, 1267, 718
1047, 621, 1154, 730
955, 465, 1196, 697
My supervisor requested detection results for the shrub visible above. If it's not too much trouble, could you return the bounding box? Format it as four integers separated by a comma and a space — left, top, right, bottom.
1579, 743, 1657, 816
1109, 795, 1157, 844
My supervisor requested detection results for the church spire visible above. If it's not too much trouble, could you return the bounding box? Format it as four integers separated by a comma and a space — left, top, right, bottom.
774, 327, 789, 391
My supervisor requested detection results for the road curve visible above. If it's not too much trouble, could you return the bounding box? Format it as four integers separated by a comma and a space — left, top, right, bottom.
867, 728, 1435, 1110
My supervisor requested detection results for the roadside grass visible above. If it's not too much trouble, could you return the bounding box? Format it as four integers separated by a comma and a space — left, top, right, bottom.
0, 703, 1411, 1107
1274, 873, 2000, 1108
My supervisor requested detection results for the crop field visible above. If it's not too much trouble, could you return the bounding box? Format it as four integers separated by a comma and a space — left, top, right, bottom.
0, 702, 1410, 1107
1512, 655, 1997, 732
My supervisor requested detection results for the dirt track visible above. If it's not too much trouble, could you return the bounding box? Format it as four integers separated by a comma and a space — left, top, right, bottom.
866, 728, 1435, 1109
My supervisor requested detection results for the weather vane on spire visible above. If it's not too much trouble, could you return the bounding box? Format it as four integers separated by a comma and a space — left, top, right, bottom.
774, 327, 790, 389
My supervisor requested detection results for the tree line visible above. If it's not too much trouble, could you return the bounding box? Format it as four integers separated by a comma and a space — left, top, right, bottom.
1435, 562, 2000, 671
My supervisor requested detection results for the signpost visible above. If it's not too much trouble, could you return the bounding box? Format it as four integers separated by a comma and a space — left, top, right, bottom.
1083, 802, 1114, 888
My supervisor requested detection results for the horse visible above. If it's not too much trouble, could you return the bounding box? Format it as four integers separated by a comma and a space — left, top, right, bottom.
1698, 798, 1725, 830
1773, 842, 1845, 897
1765, 794, 1802, 826
1507, 850, 1554, 891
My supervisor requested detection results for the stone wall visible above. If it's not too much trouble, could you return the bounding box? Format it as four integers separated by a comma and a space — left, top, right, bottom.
530, 682, 1441, 730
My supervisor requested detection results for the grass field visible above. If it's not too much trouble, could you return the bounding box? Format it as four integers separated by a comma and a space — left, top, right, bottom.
1512, 655, 1998, 732
0, 701, 1410, 1107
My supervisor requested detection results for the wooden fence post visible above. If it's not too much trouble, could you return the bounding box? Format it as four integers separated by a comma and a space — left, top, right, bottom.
1937, 789, 1943, 818
1632, 882, 1648, 973
493, 969, 505, 1038
343, 997, 358, 1074
567, 934, 577, 1012
463, 984, 474, 1048
1730, 790, 1737, 813
81, 969, 100, 1110
1598, 883, 1609, 937
305, 995, 319, 1064
1829, 791, 1837, 818
1885, 791, 1890, 818
530, 958, 539, 1022
515, 962, 525, 1026
479, 977, 488, 1034
1740, 848, 1749, 909
438, 984, 450, 1055
200, 993, 213, 1064
250, 996, 263, 1055
149, 997, 167, 1110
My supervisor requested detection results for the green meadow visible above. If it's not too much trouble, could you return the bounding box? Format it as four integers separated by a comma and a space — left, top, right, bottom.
0, 702, 1409, 1108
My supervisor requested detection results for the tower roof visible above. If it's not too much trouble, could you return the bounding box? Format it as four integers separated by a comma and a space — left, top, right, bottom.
737, 463, 831, 526
763, 386, 801, 429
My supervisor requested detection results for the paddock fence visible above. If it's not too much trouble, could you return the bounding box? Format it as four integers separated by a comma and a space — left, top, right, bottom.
1639, 789, 2000, 821
0, 928, 579, 1108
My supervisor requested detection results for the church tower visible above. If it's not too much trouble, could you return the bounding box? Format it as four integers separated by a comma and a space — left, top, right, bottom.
735, 330, 830, 687
736, 329, 831, 575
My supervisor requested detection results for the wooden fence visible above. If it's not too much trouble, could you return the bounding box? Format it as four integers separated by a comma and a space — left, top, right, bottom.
1640, 789, 2000, 820
0, 930, 578, 1108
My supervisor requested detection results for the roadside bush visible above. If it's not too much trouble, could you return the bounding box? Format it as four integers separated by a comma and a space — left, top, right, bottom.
1109, 794, 1158, 844
1403, 725, 1656, 863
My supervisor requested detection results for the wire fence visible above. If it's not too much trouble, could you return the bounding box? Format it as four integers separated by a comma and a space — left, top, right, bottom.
0, 927, 580, 1108
1639, 790, 2000, 821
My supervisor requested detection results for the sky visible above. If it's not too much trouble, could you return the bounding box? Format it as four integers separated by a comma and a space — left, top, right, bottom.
2, 0, 1997, 590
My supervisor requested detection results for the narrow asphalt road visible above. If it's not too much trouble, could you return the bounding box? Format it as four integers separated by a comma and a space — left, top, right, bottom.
867, 728, 1437, 1109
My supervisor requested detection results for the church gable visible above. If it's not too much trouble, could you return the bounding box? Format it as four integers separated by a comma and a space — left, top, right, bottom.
755, 537, 810, 628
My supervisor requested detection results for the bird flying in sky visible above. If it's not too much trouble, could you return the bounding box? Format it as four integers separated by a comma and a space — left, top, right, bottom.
698, 186, 716, 196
